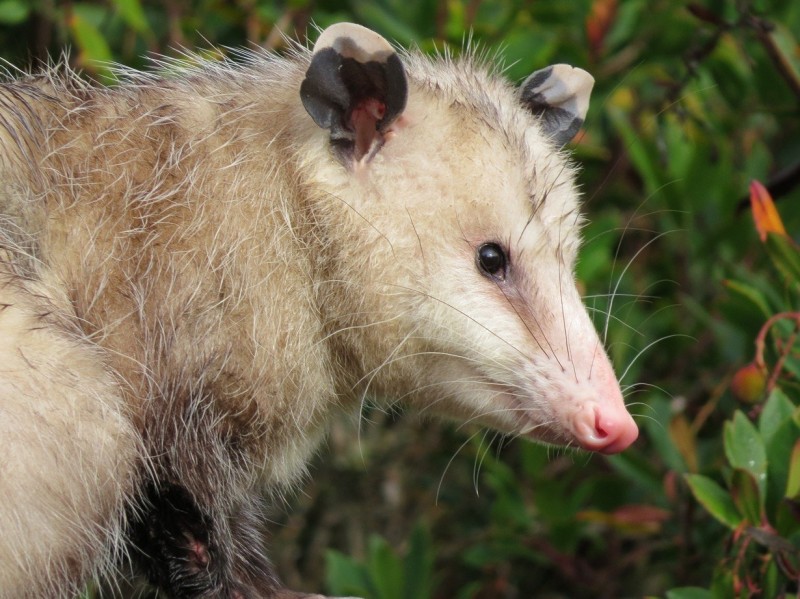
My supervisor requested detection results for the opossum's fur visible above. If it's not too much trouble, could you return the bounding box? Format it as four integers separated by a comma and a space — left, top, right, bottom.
0, 24, 635, 598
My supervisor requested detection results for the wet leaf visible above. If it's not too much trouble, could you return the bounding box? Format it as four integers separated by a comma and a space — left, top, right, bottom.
724, 411, 767, 496
730, 468, 763, 524
685, 474, 743, 529
765, 232, 800, 283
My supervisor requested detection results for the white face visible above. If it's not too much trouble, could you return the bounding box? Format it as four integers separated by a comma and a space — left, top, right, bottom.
339, 87, 636, 455
301, 23, 638, 454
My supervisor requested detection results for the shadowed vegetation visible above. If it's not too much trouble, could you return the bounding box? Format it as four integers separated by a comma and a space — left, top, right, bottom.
1, 1, 799, 597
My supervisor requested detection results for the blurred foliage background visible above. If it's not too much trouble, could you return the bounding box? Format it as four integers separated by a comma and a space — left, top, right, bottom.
2, 0, 799, 598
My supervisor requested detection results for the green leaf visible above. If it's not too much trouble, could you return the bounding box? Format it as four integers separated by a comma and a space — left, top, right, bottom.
403, 524, 435, 599
710, 564, 736, 599
0, 0, 29, 24
351, 0, 420, 46
786, 439, 800, 499
765, 232, 800, 283
685, 474, 743, 529
68, 12, 114, 75
325, 550, 371, 597
770, 23, 800, 87
763, 559, 780, 599
643, 395, 688, 473
368, 535, 403, 599
724, 411, 767, 495
111, 0, 149, 33
666, 588, 713, 599
759, 389, 796, 446
606, 450, 664, 497
723, 279, 773, 320
730, 468, 762, 524
607, 104, 662, 197
760, 389, 800, 510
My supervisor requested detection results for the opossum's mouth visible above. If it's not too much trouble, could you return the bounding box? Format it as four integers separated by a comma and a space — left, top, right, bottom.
483, 382, 572, 447
483, 379, 638, 454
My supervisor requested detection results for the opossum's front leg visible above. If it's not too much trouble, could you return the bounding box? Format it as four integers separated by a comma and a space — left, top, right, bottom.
0, 277, 142, 597
130, 482, 362, 599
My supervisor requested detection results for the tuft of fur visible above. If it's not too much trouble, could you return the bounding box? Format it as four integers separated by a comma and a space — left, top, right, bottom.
0, 30, 632, 598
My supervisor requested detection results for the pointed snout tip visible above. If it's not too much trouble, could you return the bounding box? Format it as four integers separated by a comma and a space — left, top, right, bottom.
576, 407, 639, 455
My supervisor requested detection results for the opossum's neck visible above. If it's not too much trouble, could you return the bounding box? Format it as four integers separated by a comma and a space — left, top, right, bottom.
298, 183, 423, 409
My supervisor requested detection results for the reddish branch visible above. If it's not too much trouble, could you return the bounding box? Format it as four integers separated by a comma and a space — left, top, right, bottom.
753, 311, 800, 393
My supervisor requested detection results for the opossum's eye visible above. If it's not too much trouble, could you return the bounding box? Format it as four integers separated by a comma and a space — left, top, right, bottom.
477, 243, 507, 280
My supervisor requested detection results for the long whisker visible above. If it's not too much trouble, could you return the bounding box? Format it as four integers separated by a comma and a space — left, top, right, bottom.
494, 282, 555, 363
603, 229, 680, 345
473, 430, 492, 496
436, 429, 484, 504
383, 282, 532, 361
617, 333, 693, 383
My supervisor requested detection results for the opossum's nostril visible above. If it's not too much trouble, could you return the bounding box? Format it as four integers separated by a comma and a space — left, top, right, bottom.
575, 404, 639, 455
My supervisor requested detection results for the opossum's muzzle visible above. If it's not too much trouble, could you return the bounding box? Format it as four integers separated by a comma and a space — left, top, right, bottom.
511, 341, 638, 454
564, 345, 639, 454
571, 400, 639, 454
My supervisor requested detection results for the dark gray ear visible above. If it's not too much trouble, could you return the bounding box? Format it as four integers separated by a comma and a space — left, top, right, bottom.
300, 23, 408, 164
520, 64, 594, 148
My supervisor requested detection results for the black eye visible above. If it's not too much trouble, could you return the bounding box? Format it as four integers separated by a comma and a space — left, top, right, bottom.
476, 243, 508, 279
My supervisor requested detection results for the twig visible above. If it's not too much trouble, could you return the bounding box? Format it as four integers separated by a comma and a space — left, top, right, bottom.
754, 312, 800, 393
744, 14, 800, 103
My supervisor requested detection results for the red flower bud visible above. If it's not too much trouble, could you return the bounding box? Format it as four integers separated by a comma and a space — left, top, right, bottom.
730, 363, 767, 404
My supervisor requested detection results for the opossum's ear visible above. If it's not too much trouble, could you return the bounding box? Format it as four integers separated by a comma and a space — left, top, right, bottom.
520, 64, 594, 147
301, 23, 408, 164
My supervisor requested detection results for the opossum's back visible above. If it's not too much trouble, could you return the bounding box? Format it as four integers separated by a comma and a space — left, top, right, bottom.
0, 63, 333, 428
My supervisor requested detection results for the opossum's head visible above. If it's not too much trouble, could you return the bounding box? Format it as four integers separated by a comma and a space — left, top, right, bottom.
300, 23, 638, 454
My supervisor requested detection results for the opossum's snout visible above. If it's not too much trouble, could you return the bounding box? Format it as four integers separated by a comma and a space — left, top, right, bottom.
513, 341, 638, 455
515, 304, 639, 454
470, 248, 638, 454
576, 402, 639, 454
567, 356, 639, 454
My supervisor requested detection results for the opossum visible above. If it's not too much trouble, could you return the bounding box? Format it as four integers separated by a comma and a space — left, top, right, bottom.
0, 22, 638, 599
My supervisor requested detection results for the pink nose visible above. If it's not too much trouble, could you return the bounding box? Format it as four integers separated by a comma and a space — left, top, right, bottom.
576, 405, 639, 454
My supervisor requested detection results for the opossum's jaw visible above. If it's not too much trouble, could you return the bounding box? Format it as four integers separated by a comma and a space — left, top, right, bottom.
434, 327, 638, 455
433, 331, 638, 455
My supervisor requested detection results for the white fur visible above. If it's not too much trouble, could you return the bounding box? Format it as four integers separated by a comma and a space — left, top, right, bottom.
0, 28, 633, 597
